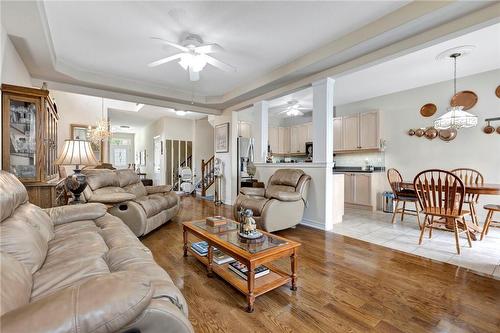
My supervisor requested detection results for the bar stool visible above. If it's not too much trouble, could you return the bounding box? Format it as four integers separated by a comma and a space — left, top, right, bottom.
481, 204, 500, 240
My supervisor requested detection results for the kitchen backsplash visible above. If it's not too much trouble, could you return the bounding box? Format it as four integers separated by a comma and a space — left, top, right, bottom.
334, 151, 385, 167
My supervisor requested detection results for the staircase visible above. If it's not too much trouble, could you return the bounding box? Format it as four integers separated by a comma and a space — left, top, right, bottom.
199, 156, 215, 197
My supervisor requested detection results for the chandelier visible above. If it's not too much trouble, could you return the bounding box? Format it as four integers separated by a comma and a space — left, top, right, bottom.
88, 98, 112, 144
434, 51, 477, 130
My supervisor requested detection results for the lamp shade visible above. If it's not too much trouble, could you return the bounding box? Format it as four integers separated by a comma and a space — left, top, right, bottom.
434, 106, 478, 130
55, 140, 99, 166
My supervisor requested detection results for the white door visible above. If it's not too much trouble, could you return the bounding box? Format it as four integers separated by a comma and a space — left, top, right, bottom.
153, 136, 161, 185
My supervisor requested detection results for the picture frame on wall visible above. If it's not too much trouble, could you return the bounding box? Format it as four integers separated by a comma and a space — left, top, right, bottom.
70, 124, 103, 162
215, 123, 229, 153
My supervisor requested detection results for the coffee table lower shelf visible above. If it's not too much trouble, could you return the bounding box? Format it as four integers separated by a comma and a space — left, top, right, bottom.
188, 248, 292, 298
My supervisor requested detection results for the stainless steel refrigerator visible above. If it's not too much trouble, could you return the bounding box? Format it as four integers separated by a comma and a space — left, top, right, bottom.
237, 137, 255, 193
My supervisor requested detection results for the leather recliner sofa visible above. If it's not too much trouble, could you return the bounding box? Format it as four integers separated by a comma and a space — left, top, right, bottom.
233, 169, 311, 232
81, 169, 179, 236
0, 170, 193, 333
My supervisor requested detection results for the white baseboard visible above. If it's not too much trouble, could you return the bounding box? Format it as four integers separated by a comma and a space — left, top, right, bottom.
300, 218, 326, 230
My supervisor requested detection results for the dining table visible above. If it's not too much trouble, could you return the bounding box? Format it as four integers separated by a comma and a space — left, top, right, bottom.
401, 181, 500, 239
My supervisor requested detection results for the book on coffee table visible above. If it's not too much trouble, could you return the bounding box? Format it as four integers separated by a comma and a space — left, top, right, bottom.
228, 260, 269, 280
213, 249, 234, 265
191, 241, 209, 256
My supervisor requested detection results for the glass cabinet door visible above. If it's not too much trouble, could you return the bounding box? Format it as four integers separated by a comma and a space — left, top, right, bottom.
7, 98, 39, 180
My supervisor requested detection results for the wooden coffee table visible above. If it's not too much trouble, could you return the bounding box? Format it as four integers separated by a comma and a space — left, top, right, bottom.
182, 219, 301, 312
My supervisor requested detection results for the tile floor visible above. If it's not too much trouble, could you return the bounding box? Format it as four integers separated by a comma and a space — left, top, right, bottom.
331, 208, 500, 279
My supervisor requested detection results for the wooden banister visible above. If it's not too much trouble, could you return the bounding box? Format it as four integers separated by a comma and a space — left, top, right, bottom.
201, 156, 215, 196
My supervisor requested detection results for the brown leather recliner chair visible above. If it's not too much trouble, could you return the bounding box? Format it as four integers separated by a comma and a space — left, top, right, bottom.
0, 170, 193, 333
81, 169, 180, 236
233, 169, 311, 232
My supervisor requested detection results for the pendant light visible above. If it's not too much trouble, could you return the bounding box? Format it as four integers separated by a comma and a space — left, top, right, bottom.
88, 97, 112, 143
434, 52, 477, 130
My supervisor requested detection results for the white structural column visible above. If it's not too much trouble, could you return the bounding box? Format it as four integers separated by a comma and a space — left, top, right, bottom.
312, 78, 335, 164
252, 101, 269, 163
311, 77, 337, 230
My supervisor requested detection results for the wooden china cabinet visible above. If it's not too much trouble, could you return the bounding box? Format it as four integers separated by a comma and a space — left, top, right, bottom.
2, 84, 62, 207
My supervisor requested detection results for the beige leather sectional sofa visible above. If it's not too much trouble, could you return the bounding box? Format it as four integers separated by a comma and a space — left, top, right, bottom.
0, 170, 193, 333
234, 169, 311, 232
81, 169, 179, 236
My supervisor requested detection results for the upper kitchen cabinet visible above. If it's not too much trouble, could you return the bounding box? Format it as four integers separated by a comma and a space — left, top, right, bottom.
334, 110, 380, 153
359, 111, 379, 149
269, 122, 312, 155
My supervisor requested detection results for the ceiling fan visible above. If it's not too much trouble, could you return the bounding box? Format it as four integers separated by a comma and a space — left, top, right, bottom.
148, 33, 235, 81
275, 100, 312, 117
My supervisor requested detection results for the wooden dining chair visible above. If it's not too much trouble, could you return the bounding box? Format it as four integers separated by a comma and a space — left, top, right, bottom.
481, 204, 500, 240
451, 168, 483, 227
413, 169, 472, 254
387, 168, 421, 228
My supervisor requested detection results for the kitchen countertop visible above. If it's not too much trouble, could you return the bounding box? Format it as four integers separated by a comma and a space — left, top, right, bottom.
333, 166, 385, 174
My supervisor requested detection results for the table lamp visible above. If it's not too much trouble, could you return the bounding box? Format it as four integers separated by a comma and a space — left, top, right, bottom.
55, 139, 99, 203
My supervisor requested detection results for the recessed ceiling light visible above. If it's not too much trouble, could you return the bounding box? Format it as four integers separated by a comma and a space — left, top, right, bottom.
176, 110, 188, 116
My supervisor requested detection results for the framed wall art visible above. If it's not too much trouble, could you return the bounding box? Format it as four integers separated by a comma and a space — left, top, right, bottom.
215, 123, 229, 153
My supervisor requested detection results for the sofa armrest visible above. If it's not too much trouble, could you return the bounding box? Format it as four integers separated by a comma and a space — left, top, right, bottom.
268, 191, 302, 202
44, 203, 107, 225
88, 192, 136, 204
240, 187, 265, 197
1, 272, 153, 333
146, 185, 172, 195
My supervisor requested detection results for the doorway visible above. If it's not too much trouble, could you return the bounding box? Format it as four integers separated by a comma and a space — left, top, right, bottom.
153, 136, 162, 185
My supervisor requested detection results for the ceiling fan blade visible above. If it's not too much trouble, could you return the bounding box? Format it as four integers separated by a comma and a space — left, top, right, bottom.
189, 68, 200, 81
147, 53, 183, 67
195, 43, 222, 54
151, 37, 189, 52
205, 55, 236, 72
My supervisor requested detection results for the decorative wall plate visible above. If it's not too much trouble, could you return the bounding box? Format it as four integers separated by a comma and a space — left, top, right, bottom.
484, 121, 495, 134
496, 85, 500, 98
420, 103, 437, 117
415, 128, 425, 137
438, 128, 457, 141
424, 127, 438, 139
450, 90, 478, 110
497, 126, 500, 134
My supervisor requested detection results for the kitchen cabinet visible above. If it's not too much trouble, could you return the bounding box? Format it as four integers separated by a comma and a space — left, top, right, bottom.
335, 110, 380, 152
342, 114, 360, 150
238, 121, 252, 138
278, 127, 290, 154
359, 111, 379, 149
333, 117, 343, 151
269, 127, 279, 153
342, 172, 381, 211
269, 122, 312, 155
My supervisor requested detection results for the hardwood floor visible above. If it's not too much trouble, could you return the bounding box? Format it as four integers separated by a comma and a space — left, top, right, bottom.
142, 196, 500, 333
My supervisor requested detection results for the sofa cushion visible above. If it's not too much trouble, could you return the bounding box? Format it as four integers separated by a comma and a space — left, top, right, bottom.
0, 171, 29, 222
53, 220, 101, 239
45, 203, 107, 225
124, 182, 148, 198
0, 212, 48, 274
2, 272, 154, 333
265, 185, 296, 199
83, 169, 120, 190
268, 169, 304, 187
0, 252, 32, 316
31, 257, 110, 301
15, 203, 54, 242
116, 169, 141, 187
134, 195, 171, 218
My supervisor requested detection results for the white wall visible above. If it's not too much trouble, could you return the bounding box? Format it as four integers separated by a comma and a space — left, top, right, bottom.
50, 90, 109, 162
1, 26, 33, 165
208, 110, 238, 205
193, 117, 214, 179
336, 69, 500, 217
